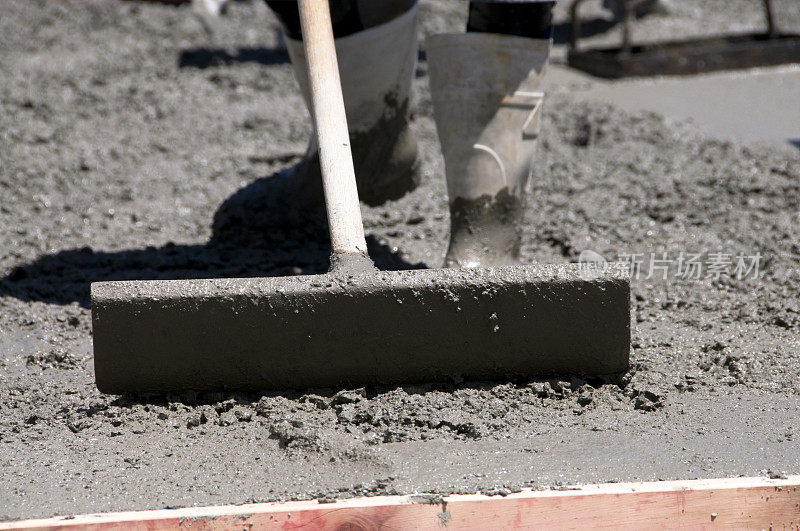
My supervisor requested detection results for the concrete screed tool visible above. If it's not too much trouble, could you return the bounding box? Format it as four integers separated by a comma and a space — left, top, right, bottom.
91, 0, 630, 393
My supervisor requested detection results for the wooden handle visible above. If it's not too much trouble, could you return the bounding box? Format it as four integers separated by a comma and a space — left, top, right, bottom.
298, 0, 368, 256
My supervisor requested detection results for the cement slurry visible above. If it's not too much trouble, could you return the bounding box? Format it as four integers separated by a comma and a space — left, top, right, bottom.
2, 0, 800, 521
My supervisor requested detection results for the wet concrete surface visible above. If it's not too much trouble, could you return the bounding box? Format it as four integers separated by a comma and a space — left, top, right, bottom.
547, 64, 800, 149
1, 0, 800, 521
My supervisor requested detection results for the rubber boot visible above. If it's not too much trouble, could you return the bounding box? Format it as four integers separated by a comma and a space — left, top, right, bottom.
212, 1, 420, 248
427, 33, 550, 268
283, 1, 420, 208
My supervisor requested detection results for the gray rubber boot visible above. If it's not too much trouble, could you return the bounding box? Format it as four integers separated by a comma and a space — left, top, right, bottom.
427, 33, 550, 268
283, 1, 421, 208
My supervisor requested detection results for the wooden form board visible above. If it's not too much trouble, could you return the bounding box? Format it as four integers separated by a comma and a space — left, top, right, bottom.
3, 476, 799, 530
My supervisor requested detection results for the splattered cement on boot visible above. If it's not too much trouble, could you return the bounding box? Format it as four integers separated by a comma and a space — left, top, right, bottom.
446, 188, 524, 268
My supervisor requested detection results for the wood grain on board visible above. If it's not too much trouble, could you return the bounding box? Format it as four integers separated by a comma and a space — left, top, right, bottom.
3, 476, 799, 530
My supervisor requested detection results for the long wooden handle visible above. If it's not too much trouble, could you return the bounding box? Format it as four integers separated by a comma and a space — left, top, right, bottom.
298, 0, 368, 256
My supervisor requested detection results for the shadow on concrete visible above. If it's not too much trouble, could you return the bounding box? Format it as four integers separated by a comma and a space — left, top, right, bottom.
178, 46, 291, 68
93, 371, 625, 409
553, 17, 616, 45
0, 175, 426, 309
0, 236, 421, 309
